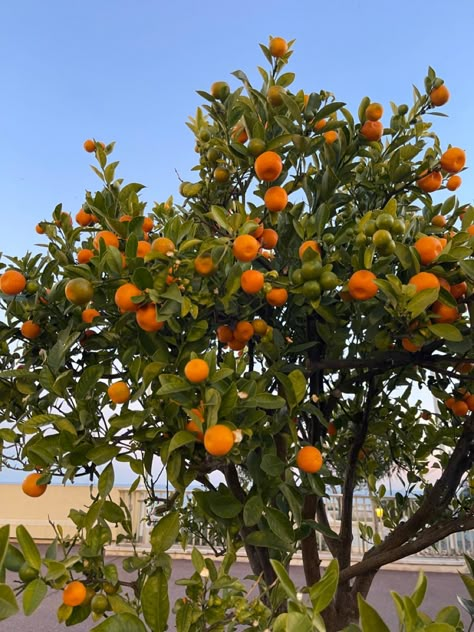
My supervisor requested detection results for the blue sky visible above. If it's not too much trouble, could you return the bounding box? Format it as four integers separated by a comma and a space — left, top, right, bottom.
1, 0, 473, 257
0, 1, 472, 484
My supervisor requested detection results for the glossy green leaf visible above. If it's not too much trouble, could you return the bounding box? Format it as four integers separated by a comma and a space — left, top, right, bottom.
0, 584, 19, 621
141, 570, 169, 632
150, 511, 179, 554
16, 526, 41, 571
91, 613, 147, 632
22, 578, 47, 616
309, 559, 339, 614
358, 594, 390, 632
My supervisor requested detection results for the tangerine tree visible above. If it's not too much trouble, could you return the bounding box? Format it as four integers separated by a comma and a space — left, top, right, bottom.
0, 37, 473, 631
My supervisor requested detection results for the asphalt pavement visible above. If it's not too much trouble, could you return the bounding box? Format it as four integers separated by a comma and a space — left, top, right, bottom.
1, 558, 470, 631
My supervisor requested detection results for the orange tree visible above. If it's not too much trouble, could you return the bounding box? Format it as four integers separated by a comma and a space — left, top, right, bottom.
0, 38, 473, 631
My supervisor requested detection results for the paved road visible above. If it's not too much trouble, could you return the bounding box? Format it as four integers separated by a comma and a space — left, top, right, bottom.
1, 558, 470, 630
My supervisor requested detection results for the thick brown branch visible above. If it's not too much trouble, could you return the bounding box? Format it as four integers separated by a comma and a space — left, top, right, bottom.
338, 379, 375, 570
341, 513, 474, 583
366, 414, 474, 558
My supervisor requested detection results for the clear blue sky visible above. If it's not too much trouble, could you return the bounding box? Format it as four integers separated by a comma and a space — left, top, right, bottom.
0, 1, 472, 484
1, 0, 473, 257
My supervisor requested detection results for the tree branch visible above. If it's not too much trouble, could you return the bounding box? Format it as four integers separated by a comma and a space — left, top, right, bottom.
301, 494, 321, 585
338, 378, 376, 571
316, 497, 340, 558
341, 513, 474, 583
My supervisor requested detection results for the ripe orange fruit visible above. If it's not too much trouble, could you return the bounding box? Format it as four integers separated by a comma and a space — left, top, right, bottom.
414, 235, 443, 265
63, 581, 87, 607
240, 269, 264, 294
451, 400, 469, 416
323, 130, 338, 144
217, 325, 234, 344
402, 338, 421, 353
468, 226, 474, 236
184, 358, 209, 383
186, 417, 204, 441
252, 318, 268, 336
21, 320, 41, 339
65, 278, 94, 305
142, 217, 154, 232
232, 124, 248, 144
408, 272, 440, 292
136, 241, 151, 258
431, 215, 447, 228
360, 120, 383, 141
194, 255, 216, 276
347, 270, 378, 300
254, 151, 283, 182
269, 37, 288, 57
431, 301, 459, 323
430, 85, 450, 106
299, 240, 321, 259
260, 228, 279, 249
77, 249, 94, 264
114, 283, 143, 312
0, 270, 26, 295
233, 321, 254, 342
314, 119, 327, 131
93, 230, 119, 250
108, 381, 130, 404
35, 224, 45, 234
296, 446, 323, 473
438, 278, 450, 292
266, 287, 288, 307
327, 422, 337, 437
264, 186, 288, 212
233, 235, 260, 262
250, 218, 264, 239
76, 208, 93, 227
136, 303, 164, 332
365, 103, 383, 121
22, 472, 47, 497
417, 171, 442, 193
83, 139, 96, 153
204, 425, 234, 456
151, 237, 175, 255
440, 147, 466, 173
465, 394, 474, 412
450, 281, 467, 299
446, 175, 462, 191
81, 308, 100, 324
228, 338, 246, 351
119, 214, 132, 223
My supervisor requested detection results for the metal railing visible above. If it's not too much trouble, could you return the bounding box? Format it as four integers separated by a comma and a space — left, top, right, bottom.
125, 488, 473, 561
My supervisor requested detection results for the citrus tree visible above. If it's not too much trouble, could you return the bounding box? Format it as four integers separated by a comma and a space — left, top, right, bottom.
0, 37, 473, 631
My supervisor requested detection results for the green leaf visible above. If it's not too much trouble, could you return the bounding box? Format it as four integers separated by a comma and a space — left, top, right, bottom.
271, 559, 297, 600
150, 511, 179, 554
435, 605, 461, 626
288, 370, 307, 404
107, 593, 137, 615
261, 454, 285, 477
156, 375, 193, 396
87, 444, 121, 465
309, 559, 339, 614
91, 613, 147, 632
265, 507, 294, 543
424, 625, 457, 632
22, 578, 47, 615
245, 530, 289, 552
407, 287, 439, 318
428, 324, 462, 342
0, 526, 9, 570
175, 602, 194, 632
191, 547, 205, 573
410, 570, 427, 607
460, 573, 474, 600
132, 267, 154, 290
243, 495, 264, 527
357, 594, 390, 632
0, 584, 19, 621
255, 393, 286, 409
207, 488, 242, 519
98, 463, 115, 498
43, 560, 67, 581
167, 430, 196, 455
141, 570, 169, 632
16, 526, 41, 571
76, 365, 104, 400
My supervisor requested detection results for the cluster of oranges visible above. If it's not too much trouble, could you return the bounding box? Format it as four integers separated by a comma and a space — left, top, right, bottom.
360, 102, 384, 142
217, 319, 269, 351
417, 146, 466, 193
445, 389, 474, 417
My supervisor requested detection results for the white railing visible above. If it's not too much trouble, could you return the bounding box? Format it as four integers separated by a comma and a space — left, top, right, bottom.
125, 488, 473, 561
